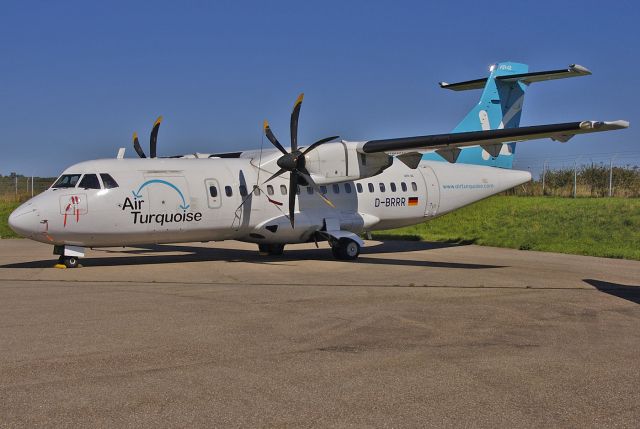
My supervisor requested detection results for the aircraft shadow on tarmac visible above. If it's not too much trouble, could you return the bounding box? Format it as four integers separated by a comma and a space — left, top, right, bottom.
583, 279, 640, 305
0, 241, 506, 270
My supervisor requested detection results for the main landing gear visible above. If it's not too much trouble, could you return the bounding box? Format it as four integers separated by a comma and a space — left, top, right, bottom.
53, 245, 84, 269
256, 236, 362, 261
331, 238, 361, 260
258, 243, 285, 256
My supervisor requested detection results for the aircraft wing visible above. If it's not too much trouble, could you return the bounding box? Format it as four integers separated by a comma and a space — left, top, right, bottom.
358, 120, 629, 163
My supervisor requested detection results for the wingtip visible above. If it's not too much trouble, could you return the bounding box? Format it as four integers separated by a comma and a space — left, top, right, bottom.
295, 93, 304, 105
569, 64, 592, 75
132, 131, 138, 140
154, 116, 163, 126
611, 120, 630, 129
580, 120, 630, 130
263, 119, 269, 130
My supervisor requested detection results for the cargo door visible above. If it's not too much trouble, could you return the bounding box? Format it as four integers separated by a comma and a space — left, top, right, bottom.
420, 165, 440, 217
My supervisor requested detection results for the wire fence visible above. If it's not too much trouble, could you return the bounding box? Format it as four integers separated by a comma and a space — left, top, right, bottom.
511, 151, 640, 197
0, 176, 56, 203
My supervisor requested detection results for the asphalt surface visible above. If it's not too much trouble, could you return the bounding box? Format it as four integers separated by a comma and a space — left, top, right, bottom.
0, 239, 638, 428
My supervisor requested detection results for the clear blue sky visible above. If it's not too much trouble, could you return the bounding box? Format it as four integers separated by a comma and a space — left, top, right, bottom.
1, 0, 638, 176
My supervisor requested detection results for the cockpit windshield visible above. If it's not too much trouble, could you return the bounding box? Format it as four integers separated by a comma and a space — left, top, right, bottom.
51, 174, 82, 188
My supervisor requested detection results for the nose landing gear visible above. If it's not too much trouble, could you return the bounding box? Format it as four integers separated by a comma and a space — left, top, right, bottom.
53, 245, 84, 269
56, 255, 80, 269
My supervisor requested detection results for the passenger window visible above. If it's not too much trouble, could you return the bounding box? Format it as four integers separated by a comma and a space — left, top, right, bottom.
79, 174, 101, 189
379, 183, 386, 193
356, 183, 363, 193
411, 182, 418, 191
239, 185, 248, 197
344, 183, 352, 193
401, 182, 407, 192
320, 185, 328, 194
390, 182, 397, 192
209, 186, 218, 198
254, 187, 261, 196
307, 187, 313, 194
225, 186, 233, 197
100, 174, 119, 189
367, 183, 374, 193
333, 184, 340, 194
267, 185, 274, 195
280, 185, 287, 195
52, 174, 82, 189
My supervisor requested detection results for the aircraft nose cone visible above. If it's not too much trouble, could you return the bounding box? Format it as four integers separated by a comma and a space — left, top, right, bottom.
8, 203, 39, 238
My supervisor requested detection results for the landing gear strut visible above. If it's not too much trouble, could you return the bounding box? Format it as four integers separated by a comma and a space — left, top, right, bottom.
258, 243, 285, 256
331, 238, 361, 260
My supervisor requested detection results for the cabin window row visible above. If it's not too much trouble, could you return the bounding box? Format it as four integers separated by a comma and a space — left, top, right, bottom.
209, 181, 418, 198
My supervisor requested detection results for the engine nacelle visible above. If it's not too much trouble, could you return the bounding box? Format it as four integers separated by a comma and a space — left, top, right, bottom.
304, 141, 393, 185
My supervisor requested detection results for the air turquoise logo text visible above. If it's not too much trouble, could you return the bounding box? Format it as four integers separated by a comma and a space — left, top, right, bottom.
122, 179, 203, 225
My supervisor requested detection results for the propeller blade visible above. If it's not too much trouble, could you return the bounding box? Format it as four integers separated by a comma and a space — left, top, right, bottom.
290, 93, 303, 152
264, 120, 288, 155
132, 132, 147, 158
150, 116, 163, 158
264, 168, 287, 184
298, 172, 336, 208
288, 172, 298, 227
301, 135, 340, 156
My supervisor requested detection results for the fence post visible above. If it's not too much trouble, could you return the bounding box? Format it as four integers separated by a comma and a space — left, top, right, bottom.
15, 175, 18, 199
573, 160, 578, 198
542, 160, 547, 196
608, 158, 614, 197
31, 175, 34, 197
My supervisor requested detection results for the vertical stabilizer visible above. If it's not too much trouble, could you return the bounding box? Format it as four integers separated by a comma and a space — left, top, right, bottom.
423, 62, 529, 168
423, 62, 592, 168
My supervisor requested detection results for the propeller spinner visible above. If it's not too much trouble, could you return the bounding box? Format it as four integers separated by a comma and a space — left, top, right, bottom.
263, 94, 339, 227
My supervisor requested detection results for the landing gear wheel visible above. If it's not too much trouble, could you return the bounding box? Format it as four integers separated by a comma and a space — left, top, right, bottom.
63, 256, 79, 269
332, 238, 361, 261
258, 243, 285, 256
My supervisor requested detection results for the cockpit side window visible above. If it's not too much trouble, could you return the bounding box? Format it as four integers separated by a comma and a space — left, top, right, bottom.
100, 173, 119, 189
52, 174, 82, 188
79, 174, 101, 189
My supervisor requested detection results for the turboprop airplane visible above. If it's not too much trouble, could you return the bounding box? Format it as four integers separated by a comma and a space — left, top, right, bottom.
8, 62, 629, 268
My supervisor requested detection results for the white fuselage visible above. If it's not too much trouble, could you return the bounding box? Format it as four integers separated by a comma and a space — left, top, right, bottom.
8, 153, 531, 248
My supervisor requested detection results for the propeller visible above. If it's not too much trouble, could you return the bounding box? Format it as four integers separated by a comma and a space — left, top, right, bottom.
262, 93, 339, 227
132, 116, 163, 158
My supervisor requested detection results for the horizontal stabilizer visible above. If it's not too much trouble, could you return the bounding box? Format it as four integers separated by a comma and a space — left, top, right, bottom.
497, 64, 591, 84
359, 120, 629, 161
440, 64, 591, 91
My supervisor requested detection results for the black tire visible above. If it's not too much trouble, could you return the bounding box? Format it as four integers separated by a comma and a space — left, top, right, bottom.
331, 245, 341, 259
64, 256, 79, 269
258, 243, 285, 256
333, 238, 360, 260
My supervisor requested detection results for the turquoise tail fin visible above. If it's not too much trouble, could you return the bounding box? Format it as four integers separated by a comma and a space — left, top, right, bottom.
422, 61, 529, 169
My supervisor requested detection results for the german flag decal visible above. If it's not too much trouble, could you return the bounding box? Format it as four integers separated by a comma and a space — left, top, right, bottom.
408, 197, 419, 206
